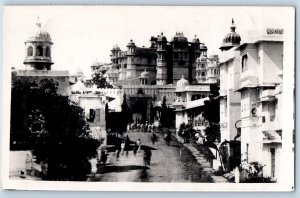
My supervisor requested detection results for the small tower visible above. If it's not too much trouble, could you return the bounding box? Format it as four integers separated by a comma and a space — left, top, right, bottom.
196, 53, 208, 83
156, 32, 168, 85
220, 18, 241, 51
23, 17, 53, 70
190, 35, 201, 83
126, 39, 136, 79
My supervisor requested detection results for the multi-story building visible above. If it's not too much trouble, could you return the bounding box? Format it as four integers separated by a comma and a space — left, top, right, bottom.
172, 76, 211, 130
236, 29, 284, 181
109, 32, 210, 86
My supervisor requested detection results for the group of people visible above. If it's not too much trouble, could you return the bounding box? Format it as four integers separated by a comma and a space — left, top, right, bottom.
127, 122, 155, 133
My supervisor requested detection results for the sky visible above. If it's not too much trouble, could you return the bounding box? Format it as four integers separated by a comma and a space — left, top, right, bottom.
3, 6, 289, 77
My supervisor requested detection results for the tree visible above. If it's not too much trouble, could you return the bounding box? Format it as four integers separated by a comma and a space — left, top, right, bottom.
202, 83, 220, 143
10, 79, 100, 180
91, 71, 113, 88
121, 94, 131, 132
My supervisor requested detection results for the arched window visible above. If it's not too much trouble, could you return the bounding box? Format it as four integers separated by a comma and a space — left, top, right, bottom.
36, 46, 43, 56
201, 72, 205, 76
242, 54, 248, 72
27, 46, 33, 56
202, 64, 205, 68
46, 46, 51, 57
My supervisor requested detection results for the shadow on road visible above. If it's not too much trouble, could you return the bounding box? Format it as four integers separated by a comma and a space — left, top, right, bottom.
98, 165, 149, 174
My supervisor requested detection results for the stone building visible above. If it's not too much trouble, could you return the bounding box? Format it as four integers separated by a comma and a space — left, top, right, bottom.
109, 32, 209, 86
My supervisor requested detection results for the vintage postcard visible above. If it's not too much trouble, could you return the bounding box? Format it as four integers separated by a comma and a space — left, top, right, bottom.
1, 6, 295, 191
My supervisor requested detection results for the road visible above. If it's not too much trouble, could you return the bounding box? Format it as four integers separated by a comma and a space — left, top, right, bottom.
91, 131, 213, 183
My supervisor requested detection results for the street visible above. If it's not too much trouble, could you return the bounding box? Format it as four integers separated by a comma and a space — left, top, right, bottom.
92, 131, 213, 183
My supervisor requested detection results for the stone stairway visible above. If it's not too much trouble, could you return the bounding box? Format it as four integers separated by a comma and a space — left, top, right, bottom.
173, 134, 229, 183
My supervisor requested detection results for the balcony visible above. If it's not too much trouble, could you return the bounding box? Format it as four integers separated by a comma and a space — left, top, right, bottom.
260, 89, 276, 102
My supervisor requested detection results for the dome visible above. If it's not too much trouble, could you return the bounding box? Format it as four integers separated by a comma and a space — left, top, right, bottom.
28, 18, 51, 42
112, 44, 120, 51
191, 35, 200, 43
92, 60, 102, 66
176, 75, 189, 88
157, 32, 167, 42
220, 19, 241, 50
71, 80, 86, 92
171, 32, 188, 42
140, 69, 150, 78
127, 39, 136, 47
200, 43, 207, 50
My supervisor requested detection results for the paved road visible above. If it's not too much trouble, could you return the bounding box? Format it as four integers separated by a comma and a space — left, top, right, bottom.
92, 131, 213, 183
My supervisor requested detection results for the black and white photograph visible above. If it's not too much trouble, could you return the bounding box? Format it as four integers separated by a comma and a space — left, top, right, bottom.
1, 6, 295, 191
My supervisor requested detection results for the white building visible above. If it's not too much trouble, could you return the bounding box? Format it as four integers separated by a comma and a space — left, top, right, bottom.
172, 76, 211, 130
218, 19, 242, 171
70, 81, 109, 144
236, 30, 285, 181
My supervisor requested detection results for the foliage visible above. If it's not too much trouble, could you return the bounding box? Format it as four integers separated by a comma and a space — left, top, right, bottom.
10, 79, 100, 180
177, 122, 197, 141
240, 160, 272, 183
91, 71, 113, 88
202, 84, 220, 143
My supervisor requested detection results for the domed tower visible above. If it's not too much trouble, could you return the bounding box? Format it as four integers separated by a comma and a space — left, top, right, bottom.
171, 32, 189, 84
190, 35, 201, 83
200, 43, 208, 57
220, 19, 241, 51
126, 39, 136, 79
23, 18, 53, 70
156, 32, 168, 85
196, 53, 208, 83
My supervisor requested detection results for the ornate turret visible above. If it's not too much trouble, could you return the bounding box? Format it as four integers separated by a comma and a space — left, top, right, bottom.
220, 18, 241, 51
23, 17, 53, 70
127, 39, 136, 55
156, 32, 168, 85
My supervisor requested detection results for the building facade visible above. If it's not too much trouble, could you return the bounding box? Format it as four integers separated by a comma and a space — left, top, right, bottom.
236, 39, 284, 181
109, 32, 210, 86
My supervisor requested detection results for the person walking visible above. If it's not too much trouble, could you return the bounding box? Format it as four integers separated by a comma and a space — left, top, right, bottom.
89, 156, 98, 179
125, 135, 131, 157
137, 139, 142, 153
121, 141, 125, 155
151, 131, 157, 145
133, 143, 138, 156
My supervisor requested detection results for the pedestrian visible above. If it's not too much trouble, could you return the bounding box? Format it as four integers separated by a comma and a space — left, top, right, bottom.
89, 156, 98, 179
137, 139, 142, 153
151, 132, 157, 145
100, 149, 108, 166
165, 134, 172, 146
121, 141, 125, 155
125, 135, 131, 157
133, 143, 138, 156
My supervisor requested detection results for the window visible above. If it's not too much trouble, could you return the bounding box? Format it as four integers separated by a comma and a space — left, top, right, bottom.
46, 46, 51, 57
87, 109, 96, 122
242, 54, 248, 72
262, 116, 266, 123
201, 72, 205, 76
202, 64, 205, 68
36, 46, 43, 56
27, 46, 33, 56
